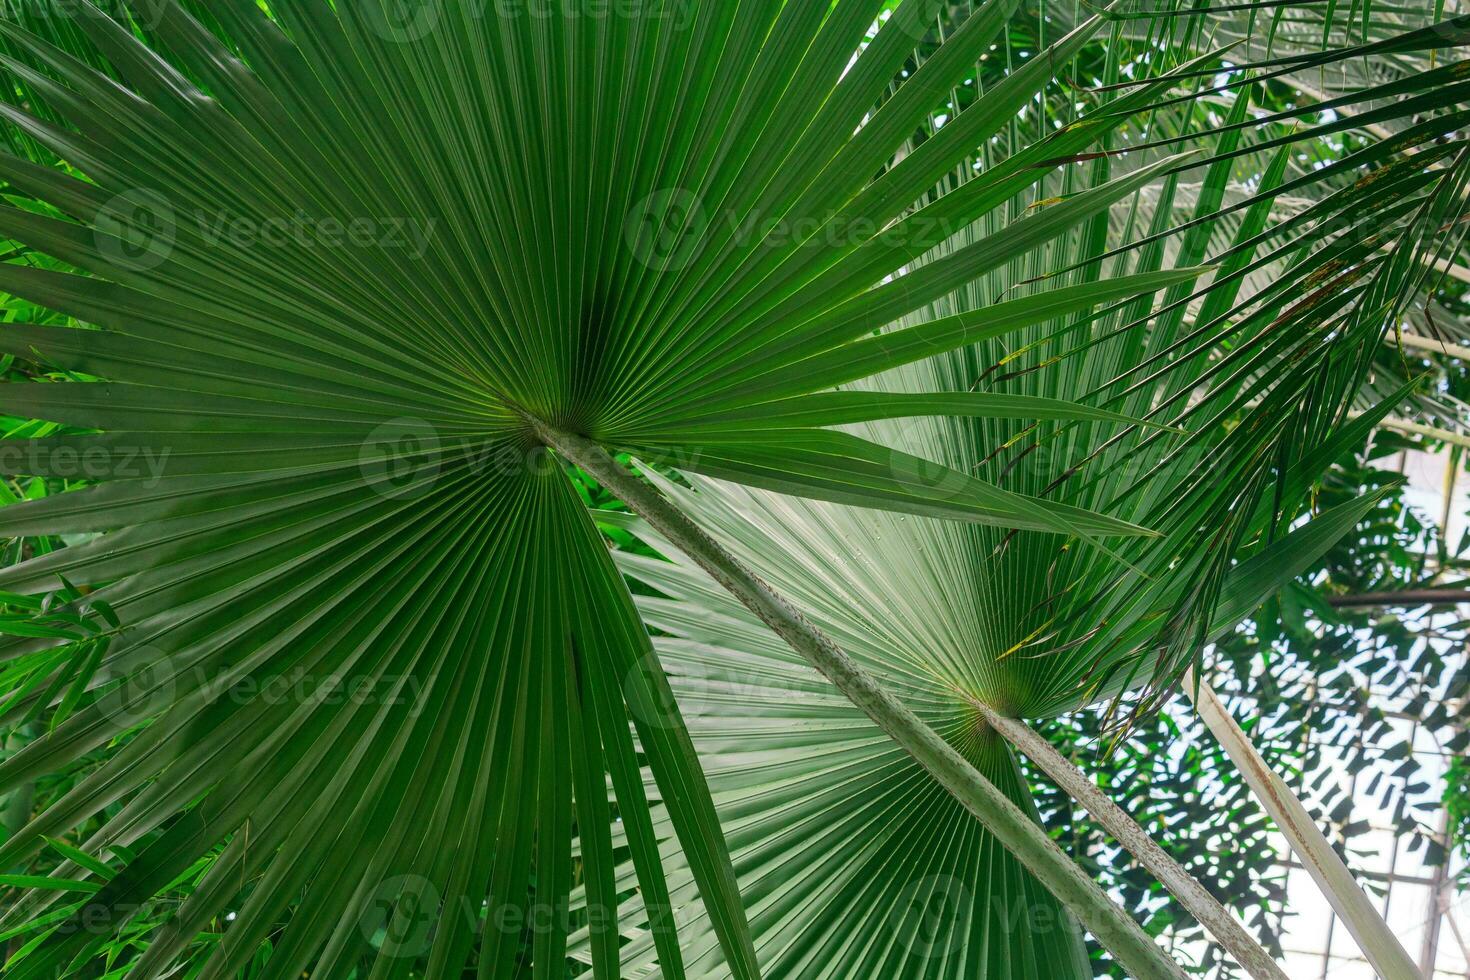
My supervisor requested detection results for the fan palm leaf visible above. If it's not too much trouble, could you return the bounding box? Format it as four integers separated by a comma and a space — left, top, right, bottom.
559, 11, 1470, 974
578, 505, 1098, 979
0, 0, 1462, 977
0, 0, 1281, 976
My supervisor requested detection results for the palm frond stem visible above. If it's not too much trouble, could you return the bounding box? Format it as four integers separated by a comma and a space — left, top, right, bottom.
1370, 417, 1470, 449
1391, 334, 1470, 361
1324, 589, 1470, 608
1183, 670, 1423, 980
967, 699, 1290, 980
532, 415, 1189, 980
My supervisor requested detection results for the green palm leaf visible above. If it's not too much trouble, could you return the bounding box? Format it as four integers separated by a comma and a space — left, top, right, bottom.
555, 7, 1469, 971
579, 509, 1094, 978
0, 1, 1256, 975
0, 0, 1461, 976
